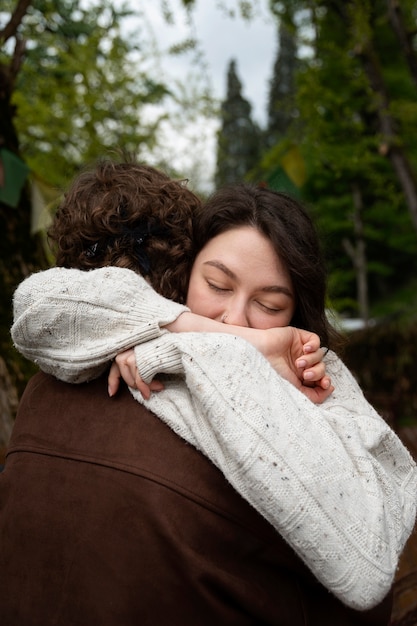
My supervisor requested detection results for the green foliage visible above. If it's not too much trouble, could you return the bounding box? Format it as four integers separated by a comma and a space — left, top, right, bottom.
285, 0, 417, 314
231, 0, 417, 319
9, 0, 170, 189
215, 0, 260, 20
0, 0, 214, 427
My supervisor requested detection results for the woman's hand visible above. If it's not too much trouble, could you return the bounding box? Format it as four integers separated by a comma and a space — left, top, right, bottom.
108, 349, 164, 399
257, 327, 333, 403
108, 314, 333, 404
169, 312, 332, 399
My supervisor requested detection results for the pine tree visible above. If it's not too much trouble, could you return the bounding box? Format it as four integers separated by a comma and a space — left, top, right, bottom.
214, 59, 261, 187
266, 13, 298, 147
251, 9, 303, 197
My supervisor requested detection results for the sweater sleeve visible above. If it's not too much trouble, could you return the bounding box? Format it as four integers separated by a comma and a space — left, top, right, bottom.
10, 268, 417, 609
11, 267, 188, 383
132, 333, 417, 611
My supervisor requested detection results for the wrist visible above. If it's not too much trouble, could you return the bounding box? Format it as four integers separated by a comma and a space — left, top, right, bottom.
166, 311, 223, 334
165, 311, 194, 333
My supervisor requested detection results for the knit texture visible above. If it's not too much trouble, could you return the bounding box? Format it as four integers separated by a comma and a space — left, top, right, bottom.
135, 334, 417, 610
12, 266, 417, 610
11, 267, 188, 382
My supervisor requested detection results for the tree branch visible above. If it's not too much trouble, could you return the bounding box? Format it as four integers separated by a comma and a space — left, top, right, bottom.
386, 0, 417, 88
358, 44, 417, 234
9, 36, 26, 86
0, 0, 32, 45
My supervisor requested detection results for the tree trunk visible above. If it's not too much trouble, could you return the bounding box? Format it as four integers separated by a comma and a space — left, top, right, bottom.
386, 0, 417, 89
358, 43, 417, 234
342, 183, 369, 322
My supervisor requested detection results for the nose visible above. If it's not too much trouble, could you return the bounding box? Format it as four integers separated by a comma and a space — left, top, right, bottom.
222, 301, 250, 328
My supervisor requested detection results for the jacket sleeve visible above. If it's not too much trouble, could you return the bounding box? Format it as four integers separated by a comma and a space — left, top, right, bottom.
11, 267, 188, 383
132, 333, 417, 612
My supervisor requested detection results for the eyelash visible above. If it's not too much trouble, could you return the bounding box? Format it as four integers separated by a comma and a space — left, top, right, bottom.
207, 281, 282, 313
207, 281, 229, 293
259, 303, 282, 314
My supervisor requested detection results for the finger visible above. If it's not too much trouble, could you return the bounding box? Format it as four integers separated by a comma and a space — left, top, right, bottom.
303, 363, 326, 382
108, 361, 122, 397
149, 380, 165, 392
299, 344, 327, 367
302, 334, 320, 353
134, 378, 164, 399
301, 384, 334, 404
115, 349, 135, 371
305, 373, 331, 390
135, 378, 151, 400
319, 375, 332, 390
117, 361, 137, 389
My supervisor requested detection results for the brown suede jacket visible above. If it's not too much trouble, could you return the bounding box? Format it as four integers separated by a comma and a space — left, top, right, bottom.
0, 372, 392, 625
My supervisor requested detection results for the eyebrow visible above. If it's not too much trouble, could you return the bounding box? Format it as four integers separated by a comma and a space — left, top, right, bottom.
203, 260, 294, 298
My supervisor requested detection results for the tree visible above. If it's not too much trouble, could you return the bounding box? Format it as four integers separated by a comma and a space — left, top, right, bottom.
271, 0, 417, 318
249, 5, 304, 197
214, 59, 262, 187
11, 0, 172, 188
349, 0, 417, 234
266, 5, 298, 147
0, 0, 199, 456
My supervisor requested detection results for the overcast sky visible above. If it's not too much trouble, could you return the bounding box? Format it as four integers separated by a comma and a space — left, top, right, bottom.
143, 1, 277, 123
130, 1, 277, 190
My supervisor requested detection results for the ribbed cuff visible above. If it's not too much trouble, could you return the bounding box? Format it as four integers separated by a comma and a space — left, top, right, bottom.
134, 336, 184, 382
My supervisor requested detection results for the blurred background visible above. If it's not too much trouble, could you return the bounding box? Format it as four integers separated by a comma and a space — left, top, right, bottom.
1, 1, 417, 621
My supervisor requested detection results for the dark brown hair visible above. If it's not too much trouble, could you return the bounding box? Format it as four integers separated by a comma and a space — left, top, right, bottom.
194, 183, 339, 348
48, 158, 201, 303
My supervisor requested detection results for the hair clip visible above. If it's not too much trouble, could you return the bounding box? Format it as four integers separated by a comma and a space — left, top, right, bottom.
85, 242, 99, 258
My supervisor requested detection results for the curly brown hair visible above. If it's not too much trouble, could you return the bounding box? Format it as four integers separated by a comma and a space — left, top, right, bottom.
48, 158, 201, 303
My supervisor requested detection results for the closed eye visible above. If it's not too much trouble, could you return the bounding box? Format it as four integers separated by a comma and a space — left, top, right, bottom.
256, 301, 283, 313
207, 281, 230, 293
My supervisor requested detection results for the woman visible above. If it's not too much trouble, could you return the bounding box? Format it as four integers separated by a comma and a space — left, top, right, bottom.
10, 159, 417, 615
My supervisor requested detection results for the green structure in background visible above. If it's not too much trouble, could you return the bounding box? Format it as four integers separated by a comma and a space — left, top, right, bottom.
0, 148, 30, 208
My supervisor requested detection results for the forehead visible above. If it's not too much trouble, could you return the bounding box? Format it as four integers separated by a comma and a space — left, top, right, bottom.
197, 225, 290, 282
200, 226, 277, 260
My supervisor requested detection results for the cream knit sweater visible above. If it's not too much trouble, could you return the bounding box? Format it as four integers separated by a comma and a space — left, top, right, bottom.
11, 266, 417, 611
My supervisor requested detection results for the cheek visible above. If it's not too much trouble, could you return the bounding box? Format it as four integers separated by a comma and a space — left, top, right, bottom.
251, 310, 293, 330
282, 308, 295, 327
187, 295, 208, 317
186, 280, 218, 318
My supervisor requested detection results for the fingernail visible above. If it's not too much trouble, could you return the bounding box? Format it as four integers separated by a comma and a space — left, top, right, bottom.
108, 386, 114, 397
304, 371, 314, 380
297, 359, 307, 368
